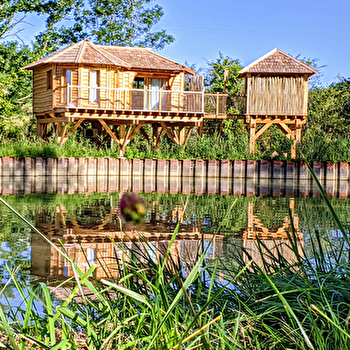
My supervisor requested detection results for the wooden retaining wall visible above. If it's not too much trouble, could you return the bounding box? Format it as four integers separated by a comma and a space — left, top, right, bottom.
0, 157, 348, 181
0, 158, 350, 197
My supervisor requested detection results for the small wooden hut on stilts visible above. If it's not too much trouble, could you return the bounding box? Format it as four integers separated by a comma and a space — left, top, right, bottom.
238, 48, 318, 158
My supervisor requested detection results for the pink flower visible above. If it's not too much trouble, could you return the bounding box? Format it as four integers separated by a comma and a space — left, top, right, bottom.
118, 193, 146, 223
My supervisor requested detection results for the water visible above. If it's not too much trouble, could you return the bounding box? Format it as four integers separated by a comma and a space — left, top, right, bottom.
0, 177, 349, 295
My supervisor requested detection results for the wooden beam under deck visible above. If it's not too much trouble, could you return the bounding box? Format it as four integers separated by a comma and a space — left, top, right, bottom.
52, 108, 204, 123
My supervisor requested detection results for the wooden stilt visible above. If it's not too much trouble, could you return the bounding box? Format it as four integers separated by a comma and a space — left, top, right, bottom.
178, 126, 186, 145
249, 123, 256, 154
218, 120, 223, 136
152, 125, 158, 145
198, 121, 204, 136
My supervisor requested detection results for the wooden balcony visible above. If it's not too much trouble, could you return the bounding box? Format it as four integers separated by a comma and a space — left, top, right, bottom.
50, 85, 245, 122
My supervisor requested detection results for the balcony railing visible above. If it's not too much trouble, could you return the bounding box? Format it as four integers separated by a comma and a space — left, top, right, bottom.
59, 85, 245, 117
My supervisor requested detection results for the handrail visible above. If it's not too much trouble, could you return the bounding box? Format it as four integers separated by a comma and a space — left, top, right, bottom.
59, 85, 245, 116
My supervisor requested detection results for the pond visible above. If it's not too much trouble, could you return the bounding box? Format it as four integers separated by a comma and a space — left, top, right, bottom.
0, 175, 349, 295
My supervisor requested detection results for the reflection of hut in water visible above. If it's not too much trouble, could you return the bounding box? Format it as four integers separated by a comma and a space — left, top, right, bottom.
237, 199, 303, 266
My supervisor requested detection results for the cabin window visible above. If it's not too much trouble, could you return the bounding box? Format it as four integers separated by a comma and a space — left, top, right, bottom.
89, 70, 99, 103
47, 70, 53, 90
65, 70, 72, 85
133, 77, 145, 89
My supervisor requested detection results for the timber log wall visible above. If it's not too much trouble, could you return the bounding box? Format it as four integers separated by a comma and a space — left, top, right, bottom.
0, 157, 350, 197
0, 157, 348, 181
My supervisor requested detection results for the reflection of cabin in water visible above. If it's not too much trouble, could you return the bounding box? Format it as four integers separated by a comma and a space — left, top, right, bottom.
32, 203, 223, 280
24, 43, 317, 157
31, 198, 303, 281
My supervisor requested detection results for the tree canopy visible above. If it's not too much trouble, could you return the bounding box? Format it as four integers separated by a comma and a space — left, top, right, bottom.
205, 53, 244, 95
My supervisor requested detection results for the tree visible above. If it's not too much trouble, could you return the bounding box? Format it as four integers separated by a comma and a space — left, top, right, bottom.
0, 0, 39, 41
86, 0, 174, 48
33, 0, 174, 52
203, 53, 246, 138
205, 52, 243, 95
308, 78, 350, 138
0, 41, 34, 137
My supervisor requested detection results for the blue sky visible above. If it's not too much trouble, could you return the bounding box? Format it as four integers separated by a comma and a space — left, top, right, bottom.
155, 0, 350, 86
18, 0, 350, 86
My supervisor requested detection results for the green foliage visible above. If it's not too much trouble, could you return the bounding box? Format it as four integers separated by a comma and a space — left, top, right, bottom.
255, 125, 293, 159
308, 79, 350, 138
0, 42, 33, 137
205, 52, 244, 95
32, 0, 174, 52
296, 78, 350, 162
85, 0, 175, 48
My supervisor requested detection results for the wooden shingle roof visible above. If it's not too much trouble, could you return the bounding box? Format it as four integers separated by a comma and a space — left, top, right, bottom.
24, 40, 195, 74
239, 48, 319, 77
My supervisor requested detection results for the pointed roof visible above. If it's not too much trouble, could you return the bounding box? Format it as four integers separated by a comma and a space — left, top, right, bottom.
238, 48, 319, 77
24, 40, 195, 74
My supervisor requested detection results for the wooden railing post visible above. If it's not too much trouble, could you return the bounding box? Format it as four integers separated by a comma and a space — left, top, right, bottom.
202, 91, 205, 113
216, 92, 219, 117
159, 87, 162, 111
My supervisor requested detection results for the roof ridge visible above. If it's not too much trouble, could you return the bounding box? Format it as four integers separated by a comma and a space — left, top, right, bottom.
95, 44, 152, 51
75, 40, 88, 63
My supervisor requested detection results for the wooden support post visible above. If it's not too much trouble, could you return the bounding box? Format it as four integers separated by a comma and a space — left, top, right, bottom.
140, 127, 150, 143
218, 120, 223, 136
156, 129, 165, 147
254, 123, 271, 142
42, 123, 48, 139
178, 126, 185, 145
120, 124, 133, 155
183, 126, 194, 147
57, 122, 68, 145
249, 122, 256, 155
277, 123, 293, 139
198, 121, 204, 136
99, 119, 121, 148
291, 122, 302, 159
216, 92, 219, 117
152, 124, 158, 145
160, 122, 177, 144
119, 125, 125, 145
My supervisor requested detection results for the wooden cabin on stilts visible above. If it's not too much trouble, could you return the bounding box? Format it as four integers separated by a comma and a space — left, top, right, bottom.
237, 49, 318, 158
24, 43, 317, 158
24, 40, 206, 156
